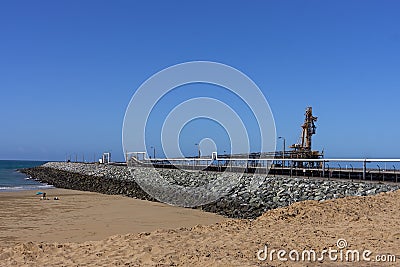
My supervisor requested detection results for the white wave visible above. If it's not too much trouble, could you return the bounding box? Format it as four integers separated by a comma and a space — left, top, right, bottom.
0, 184, 55, 192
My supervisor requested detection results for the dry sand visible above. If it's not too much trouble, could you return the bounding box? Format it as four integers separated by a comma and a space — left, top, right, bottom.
1, 188, 400, 266
0, 189, 225, 246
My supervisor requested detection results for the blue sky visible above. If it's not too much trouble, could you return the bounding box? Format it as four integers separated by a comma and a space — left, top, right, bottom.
1, 0, 399, 161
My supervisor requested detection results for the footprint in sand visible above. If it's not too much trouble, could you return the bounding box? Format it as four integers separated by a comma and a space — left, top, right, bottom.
391, 233, 400, 240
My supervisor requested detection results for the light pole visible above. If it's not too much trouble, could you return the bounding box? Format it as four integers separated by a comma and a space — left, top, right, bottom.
278, 137, 286, 168
150, 146, 156, 159
195, 143, 200, 158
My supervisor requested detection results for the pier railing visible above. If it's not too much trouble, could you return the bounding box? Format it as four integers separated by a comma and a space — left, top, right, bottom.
126, 153, 400, 183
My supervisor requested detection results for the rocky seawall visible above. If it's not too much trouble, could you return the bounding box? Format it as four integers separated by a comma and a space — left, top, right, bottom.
21, 163, 155, 202
21, 162, 400, 219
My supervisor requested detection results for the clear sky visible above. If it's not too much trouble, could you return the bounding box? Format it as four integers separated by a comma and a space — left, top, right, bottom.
1, 0, 399, 161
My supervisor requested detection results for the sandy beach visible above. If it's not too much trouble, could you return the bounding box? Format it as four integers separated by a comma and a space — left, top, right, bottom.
1, 188, 400, 266
0, 189, 225, 247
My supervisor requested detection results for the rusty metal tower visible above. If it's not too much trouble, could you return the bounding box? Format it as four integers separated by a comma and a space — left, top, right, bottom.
301, 107, 317, 151
289, 107, 322, 166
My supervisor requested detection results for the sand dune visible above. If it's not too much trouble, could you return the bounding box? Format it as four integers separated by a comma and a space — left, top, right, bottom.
1, 189, 400, 266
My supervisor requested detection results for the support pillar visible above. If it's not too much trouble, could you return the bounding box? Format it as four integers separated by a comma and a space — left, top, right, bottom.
363, 160, 366, 180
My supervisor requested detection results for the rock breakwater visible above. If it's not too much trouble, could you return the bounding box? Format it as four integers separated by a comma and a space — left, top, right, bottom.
21, 162, 400, 219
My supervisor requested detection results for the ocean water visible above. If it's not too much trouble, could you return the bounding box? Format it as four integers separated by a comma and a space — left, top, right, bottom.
0, 160, 54, 192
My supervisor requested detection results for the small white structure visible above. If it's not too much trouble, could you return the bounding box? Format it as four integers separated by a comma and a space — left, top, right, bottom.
101, 152, 111, 164
125, 152, 146, 165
